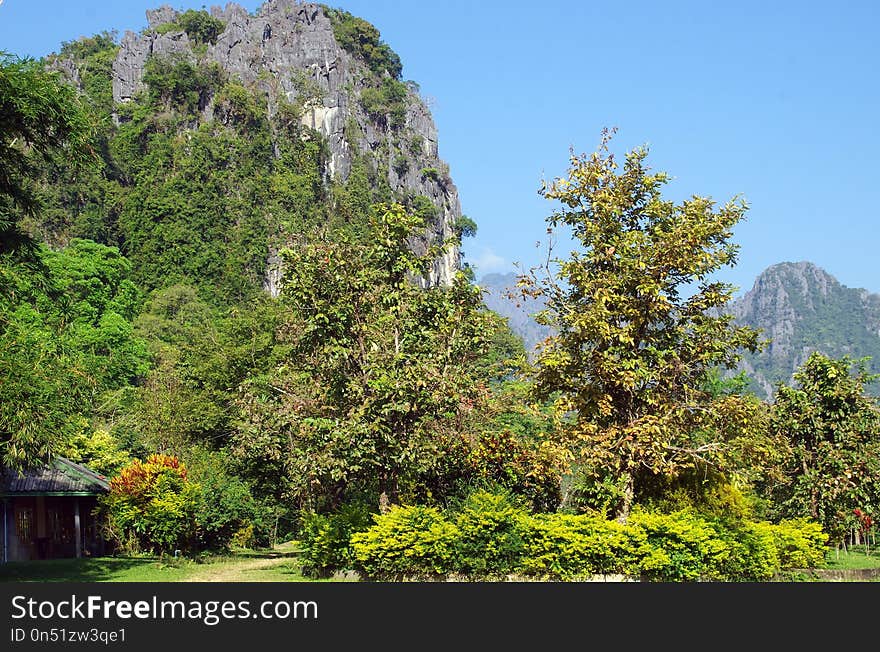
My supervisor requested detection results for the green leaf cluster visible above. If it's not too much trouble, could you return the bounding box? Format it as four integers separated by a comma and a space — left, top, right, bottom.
186, 448, 273, 551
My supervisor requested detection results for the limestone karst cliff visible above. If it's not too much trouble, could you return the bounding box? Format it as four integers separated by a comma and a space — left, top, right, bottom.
46, 1, 462, 297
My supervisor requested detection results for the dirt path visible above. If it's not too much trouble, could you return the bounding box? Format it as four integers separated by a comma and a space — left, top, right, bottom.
185, 554, 299, 582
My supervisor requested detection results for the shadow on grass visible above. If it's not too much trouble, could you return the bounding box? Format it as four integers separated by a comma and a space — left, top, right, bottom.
0, 543, 306, 583
224, 549, 299, 560
0, 556, 180, 583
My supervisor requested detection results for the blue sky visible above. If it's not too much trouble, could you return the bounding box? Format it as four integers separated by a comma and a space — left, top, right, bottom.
1, 0, 878, 296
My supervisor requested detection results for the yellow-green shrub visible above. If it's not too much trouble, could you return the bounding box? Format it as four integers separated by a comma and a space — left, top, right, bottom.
299, 503, 375, 578
709, 519, 779, 581
751, 519, 827, 570
351, 506, 460, 580
629, 510, 732, 581
520, 514, 647, 578
453, 490, 528, 574
347, 492, 828, 581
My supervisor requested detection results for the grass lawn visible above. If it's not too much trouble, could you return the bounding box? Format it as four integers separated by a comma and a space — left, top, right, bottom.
0, 556, 196, 582
823, 544, 880, 571
778, 544, 880, 581
0, 541, 343, 583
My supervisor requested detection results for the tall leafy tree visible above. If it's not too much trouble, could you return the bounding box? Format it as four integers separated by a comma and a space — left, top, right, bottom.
0, 53, 103, 467
233, 203, 494, 510
764, 352, 880, 543
522, 130, 760, 521
0, 240, 149, 468
0, 51, 95, 296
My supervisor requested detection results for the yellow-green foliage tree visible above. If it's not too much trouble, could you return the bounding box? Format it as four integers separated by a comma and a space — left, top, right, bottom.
523, 130, 761, 521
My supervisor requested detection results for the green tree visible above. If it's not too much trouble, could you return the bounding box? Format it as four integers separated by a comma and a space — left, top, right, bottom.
233, 203, 494, 510
167, 10, 226, 46
0, 51, 95, 296
522, 130, 761, 521
764, 352, 880, 544
131, 285, 287, 453
62, 427, 131, 477
185, 447, 272, 550
1, 240, 148, 469
325, 8, 403, 79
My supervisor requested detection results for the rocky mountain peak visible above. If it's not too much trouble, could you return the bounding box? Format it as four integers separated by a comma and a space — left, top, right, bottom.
732, 262, 880, 397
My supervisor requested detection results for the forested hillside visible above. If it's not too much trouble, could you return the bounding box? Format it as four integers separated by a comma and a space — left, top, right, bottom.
1, 1, 543, 550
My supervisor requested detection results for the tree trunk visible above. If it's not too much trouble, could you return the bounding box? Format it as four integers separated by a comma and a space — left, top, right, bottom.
378, 491, 390, 514
802, 457, 819, 520
378, 471, 399, 514
615, 469, 635, 524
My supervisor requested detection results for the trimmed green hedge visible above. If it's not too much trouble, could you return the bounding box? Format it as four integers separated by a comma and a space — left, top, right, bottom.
343, 491, 828, 581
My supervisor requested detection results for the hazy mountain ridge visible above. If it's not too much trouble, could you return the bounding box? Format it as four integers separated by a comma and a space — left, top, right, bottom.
478, 272, 551, 357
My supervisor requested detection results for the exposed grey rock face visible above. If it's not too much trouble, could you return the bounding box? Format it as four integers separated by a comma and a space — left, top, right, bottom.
113, 28, 192, 104
46, 56, 81, 88
112, 0, 461, 290
731, 261, 880, 397
146, 5, 179, 29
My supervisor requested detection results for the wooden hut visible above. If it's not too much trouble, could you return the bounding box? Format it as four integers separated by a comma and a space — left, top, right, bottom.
1, 457, 110, 562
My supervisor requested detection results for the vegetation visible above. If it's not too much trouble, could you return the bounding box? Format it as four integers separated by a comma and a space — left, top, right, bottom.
0, 53, 114, 469
324, 7, 403, 79
759, 353, 880, 545
155, 10, 226, 46
233, 204, 497, 512
2, 3, 878, 583
346, 489, 827, 581
102, 454, 200, 555
359, 76, 409, 129
519, 128, 762, 521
